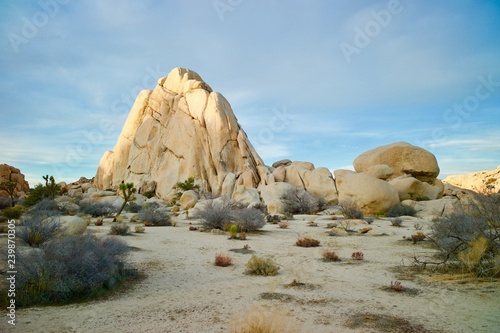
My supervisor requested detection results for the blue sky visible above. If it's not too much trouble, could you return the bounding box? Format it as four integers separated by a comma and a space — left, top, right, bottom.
1, 0, 499, 187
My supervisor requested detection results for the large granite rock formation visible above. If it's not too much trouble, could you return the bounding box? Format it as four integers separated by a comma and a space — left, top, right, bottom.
444, 165, 500, 193
94, 68, 265, 199
0, 164, 30, 198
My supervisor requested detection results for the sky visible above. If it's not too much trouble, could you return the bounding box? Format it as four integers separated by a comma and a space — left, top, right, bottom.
1, 0, 499, 187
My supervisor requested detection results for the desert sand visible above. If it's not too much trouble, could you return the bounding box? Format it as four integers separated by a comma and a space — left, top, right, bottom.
1, 213, 499, 333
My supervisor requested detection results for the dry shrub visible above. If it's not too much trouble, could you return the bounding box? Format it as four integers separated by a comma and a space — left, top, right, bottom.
322, 248, 340, 262
278, 221, 289, 229
229, 304, 301, 333
109, 223, 130, 236
296, 236, 320, 247
339, 199, 363, 219
351, 251, 364, 260
458, 236, 489, 271
214, 253, 233, 267
390, 280, 404, 292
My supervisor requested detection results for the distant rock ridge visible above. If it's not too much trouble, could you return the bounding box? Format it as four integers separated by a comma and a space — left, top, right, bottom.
444, 166, 500, 193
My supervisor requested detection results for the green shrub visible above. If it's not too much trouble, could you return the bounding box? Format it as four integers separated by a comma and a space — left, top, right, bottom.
386, 203, 416, 217
24, 175, 61, 206
245, 255, 280, 276
15, 234, 132, 307
1, 204, 25, 219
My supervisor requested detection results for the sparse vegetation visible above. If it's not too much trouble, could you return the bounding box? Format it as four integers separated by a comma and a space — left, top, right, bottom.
79, 202, 116, 217
137, 206, 171, 226
296, 236, 320, 247
281, 187, 322, 214
351, 251, 364, 260
322, 248, 340, 262
214, 253, 233, 267
15, 234, 132, 307
245, 255, 280, 276
386, 203, 416, 217
134, 225, 145, 233
411, 231, 426, 244
339, 199, 364, 219
124, 201, 142, 213
1, 204, 25, 219
17, 214, 63, 247
390, 280, 404, 292
228, 304, 301, 333
109, 223, 131, 236
364, 216, 375, 224
390, 217, 404, 227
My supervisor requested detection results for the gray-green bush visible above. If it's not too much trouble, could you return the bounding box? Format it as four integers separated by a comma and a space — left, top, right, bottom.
17, 214, 63, 247
194, 199, 233, 229
79, 202, 116, 217
339, 199, 364, 219
386, 203, 416, 217
281, 188, 322, 214
137, 206, 171, 226
15, 234, 132, 307
234, 207, 265, 231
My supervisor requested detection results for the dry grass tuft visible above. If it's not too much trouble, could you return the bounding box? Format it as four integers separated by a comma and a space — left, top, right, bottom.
296, 236, 320, 247
229, 304, 302, 333
322, 248, 340, 262
345, 312, 436, 333
214, 253, 233, 267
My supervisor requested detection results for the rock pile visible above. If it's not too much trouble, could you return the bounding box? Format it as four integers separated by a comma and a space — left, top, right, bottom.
0, 164, 30, 198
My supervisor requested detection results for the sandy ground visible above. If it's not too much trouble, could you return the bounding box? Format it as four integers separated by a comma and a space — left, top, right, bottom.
1, 213, 499, 333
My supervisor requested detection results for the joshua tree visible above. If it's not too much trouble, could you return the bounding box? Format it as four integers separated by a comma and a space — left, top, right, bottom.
0, 176, 17, 207
113, 182, 136, 222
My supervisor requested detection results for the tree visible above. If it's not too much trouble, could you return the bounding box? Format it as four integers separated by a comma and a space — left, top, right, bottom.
0, 178, 17, 207
113, 182, 136, 222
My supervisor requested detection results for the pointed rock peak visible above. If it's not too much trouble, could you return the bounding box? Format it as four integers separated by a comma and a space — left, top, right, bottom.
158, 67, 213, 95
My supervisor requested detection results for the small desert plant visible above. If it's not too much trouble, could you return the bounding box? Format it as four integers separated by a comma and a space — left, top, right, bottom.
229, 224, 238, 239
386, 203, 416, 217
16, 234, 132, 307
214, 253, 233, 267
79, 202, 116, 217
364, 217, 375, 224
338, 219, 356, 232
1, 204, 25, 219
296, 236, 320, 247
134, 225, 145, 233
124, 201, 142, 213
137, 206, 171, 226
94, 217, 104, 226
281, 187, 321, 214
351, 251, 364, 260
411, 231, 426, 244
17, 214, 63, 247
228, 304, 301, 333
278, 221, 289, 229
245, 255, 280, 276
239, 231, 247, 240
339, 199, 364, 219
414, 222, 423, 230
390, 280, 404, 292
194, 199, 233, 229
322, 248, 340, 262
390, 217, 404, 227
109, 223, 130, 236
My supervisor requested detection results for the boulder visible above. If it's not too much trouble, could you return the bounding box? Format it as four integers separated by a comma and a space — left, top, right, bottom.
57, 201, 80, 214
334, 170, 399, 214
272, 159, 292, 168
402, 198, 461, 218
179, 190, 199, 210
231, 185, 261, 207
94, 68, 265, 200
267, 200, 285, 215
44, 215, 87, 236
0, 164, 30, 198
259, 182, 296, 207
364, 164, 394, 180
389, 176, 444, 201
353, 142, 440, 181
272, 166, 286, 182
302, 167, 338, 204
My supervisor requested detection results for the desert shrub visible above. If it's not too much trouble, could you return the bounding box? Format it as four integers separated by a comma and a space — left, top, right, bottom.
134, 225, 145, 233
251, 202, 268, 214
229, 304, 302, 333
214, 253, 233, 267
229, 224, 238, 239
322, 249, 340, 262
124, 201, 142, 213
109, 223, 131, 236
339, 199, 364, 219
17, 215, 63, 247
390, 281, 404, 292
351, 251, 364, 260
137, 206, 171, 226
24, 175, 61, 206
281, 188, 321, 214
390, 217, 404, 227
234, 207, 265, 231
194, 199, 233, 229
16, 234, 132, 307
386, 203, 416, 217
79, 202, 116, 217
364, 217, 374, 224
278, 221, 289, 229
296, 236, 320, 247
245, 255, 280, 276
29, 199, 60, 214
142, 190, 156, 199
411, 231, 426, 244
428, 194, 499, 277
1, 204, 25, 219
